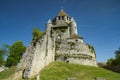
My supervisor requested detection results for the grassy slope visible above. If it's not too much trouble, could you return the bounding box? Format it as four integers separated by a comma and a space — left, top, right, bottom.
0, 66, 16, 79
38, 62, 120, 80
0, 62, 120, 80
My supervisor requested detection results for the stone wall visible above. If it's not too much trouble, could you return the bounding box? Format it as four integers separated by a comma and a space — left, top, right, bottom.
55, 38, 97, 66
16, 25, 97, 79
16, 33, 55, 79
16, 11, 97, 79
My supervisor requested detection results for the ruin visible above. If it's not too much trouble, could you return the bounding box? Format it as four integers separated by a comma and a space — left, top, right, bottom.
16, 9, 97, 79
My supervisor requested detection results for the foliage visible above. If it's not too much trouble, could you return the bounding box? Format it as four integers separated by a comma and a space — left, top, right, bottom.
107, 58, 117, 65
32, 27, 45, 45
5, 41, 26, 67
115, 49, 120, 65
107, 48, 120, 66
0, 44, 10, 66
60, 28, 66, 32
0, 49, 4, 66
31, 62, 120, 80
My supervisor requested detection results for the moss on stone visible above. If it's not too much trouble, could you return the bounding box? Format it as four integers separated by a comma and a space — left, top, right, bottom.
88, 45, 96, 57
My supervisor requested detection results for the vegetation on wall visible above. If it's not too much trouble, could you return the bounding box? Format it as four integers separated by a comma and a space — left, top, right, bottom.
32, 27, 45, 46
51, 27, 67, 35
88, 44, 96, 57
60, 28, 66, 32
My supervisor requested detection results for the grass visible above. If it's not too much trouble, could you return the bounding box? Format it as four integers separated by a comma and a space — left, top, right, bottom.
0, 66, 16, 80
0, 62, 120, 80
33, 62, 120, 80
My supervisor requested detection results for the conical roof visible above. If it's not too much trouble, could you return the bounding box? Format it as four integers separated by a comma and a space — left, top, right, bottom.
57, 9, 69, 17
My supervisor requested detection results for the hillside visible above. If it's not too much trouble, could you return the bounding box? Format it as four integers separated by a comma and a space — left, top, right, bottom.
36, 62, 120, 80
0, 62, 120, 80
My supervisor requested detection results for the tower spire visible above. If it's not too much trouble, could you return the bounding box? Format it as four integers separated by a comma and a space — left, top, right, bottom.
57, 9, 69, 17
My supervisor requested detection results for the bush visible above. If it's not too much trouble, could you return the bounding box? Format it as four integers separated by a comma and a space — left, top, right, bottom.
107, 47, 120, 66
32, 27, 45, 45
107, 58, 113, 65
115, 50, 120, 65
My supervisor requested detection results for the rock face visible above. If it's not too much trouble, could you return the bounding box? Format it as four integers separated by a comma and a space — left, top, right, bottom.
16, 9, 97, 79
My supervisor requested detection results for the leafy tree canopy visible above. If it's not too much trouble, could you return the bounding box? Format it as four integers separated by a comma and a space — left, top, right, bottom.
115, 48, 120, 65
107, 47, 120, 65
5, 41, 26, 67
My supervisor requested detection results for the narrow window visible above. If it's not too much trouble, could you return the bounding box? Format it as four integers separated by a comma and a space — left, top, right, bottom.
59, 16, 61, 20
67, 16, 69, 20
62, 16, 64, 20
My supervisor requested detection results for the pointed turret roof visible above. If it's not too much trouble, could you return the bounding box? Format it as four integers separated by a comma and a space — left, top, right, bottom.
57, 9, 69, 17
47, 19, 52, 23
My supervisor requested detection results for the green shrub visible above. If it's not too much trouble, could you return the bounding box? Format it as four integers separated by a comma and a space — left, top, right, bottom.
32, 27, 45, 46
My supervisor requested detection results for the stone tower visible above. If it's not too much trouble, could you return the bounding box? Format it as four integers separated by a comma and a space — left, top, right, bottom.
16, 9, 97, 79
52, 9, 78, 38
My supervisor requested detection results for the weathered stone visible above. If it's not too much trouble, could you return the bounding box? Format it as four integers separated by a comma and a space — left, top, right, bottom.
66, 78, 77, 80
36, 74, 40, 80
0, 66, 7, 72
95, 77, 106, 80
16, 9, 97, 79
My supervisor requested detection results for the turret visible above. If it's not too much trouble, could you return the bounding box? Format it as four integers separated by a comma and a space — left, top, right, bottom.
70, 17, 78, 35
54, 9, 71, 26
46, 19, 52, 28
46, 19, 52, 36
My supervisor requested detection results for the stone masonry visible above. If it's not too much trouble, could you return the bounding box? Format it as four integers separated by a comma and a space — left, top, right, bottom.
16, 9, 97, 79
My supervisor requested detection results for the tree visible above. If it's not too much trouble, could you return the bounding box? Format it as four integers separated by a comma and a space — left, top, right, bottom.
0, 44, 10, 66
5, 41, 26, 67
107, 47, 120, 66
0, 49, 4, 66
115, 48, 120, 65
107, 58, 117, 65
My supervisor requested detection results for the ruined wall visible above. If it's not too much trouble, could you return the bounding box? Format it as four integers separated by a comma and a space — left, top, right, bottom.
16, 25, 97, 79
16, 33, 55, 79
55, 38, 97, 66
16, 17, 97, 79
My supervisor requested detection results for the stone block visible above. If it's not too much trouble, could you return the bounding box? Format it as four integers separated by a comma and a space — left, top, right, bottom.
95, 77, 106, 80
66, 77, 77, 80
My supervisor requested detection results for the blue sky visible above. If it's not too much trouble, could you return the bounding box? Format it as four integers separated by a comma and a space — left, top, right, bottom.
0, 0, 120, 62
